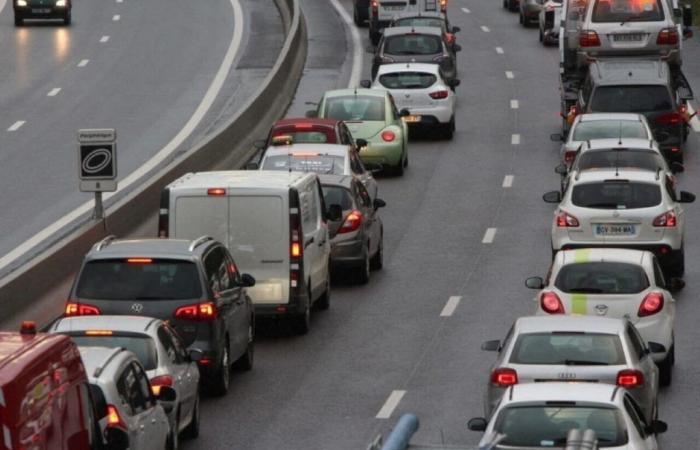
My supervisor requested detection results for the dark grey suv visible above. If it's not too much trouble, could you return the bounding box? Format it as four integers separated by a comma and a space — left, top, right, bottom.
65, 236, 256, 396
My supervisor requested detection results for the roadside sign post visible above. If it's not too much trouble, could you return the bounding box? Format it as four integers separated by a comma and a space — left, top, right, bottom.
77, 129, 117, 220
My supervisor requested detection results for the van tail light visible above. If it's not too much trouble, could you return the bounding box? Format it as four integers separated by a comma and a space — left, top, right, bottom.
656, 27, 679, 45
579, 30, 600, 47
65, 301, 101, 316
564, 150, 577, 163
207, 188, 227, 196
638, 292, 664, 317
491, 368, 518, 387
616, 369, 644, 388
174, 301, 218, 321
381, 130, 396, 142
371, 0, 378, 16
158, 188, 170, 238
150, 375, 173, 396
653, 210, 677, 227
429, 90, 449, 100
556, 210, 579, 227
289, 189, 304, 295
540, 291, 565, 314
338, 210, 363, 234
655, 112, 682, 126
440, 0, 447, 12
106, 405, 127, 431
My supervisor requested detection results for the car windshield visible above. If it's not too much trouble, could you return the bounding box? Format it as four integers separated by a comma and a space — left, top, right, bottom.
510, 332, 626, 365
74, 336, 158, 370
496, 406, 627, 447
262, 154, 345, 174
393, 18, 445, 29
572, 181, 661, 209
555, 261, 649, 294
324, 96, 385, 121
590, 86, 672, 113
321, 185, 354, 212
384, 34, 443, 55
76, 259, 201, 300
379, 72, 437, 89
572, 120, 648, 141
577, 150, 664, 172
591, 0, 664, 22
271, 130, 330, 143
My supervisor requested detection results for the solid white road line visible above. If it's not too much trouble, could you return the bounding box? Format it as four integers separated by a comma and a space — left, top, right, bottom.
502, 175, 514, 188
440, 296, 462, 317
481, 26, 490, 32
482, 228, 497, 244
495, 47, 504, 54
7, 121, 25, 132
0, 0, 245, 274
47, 88, 61, 97
112, 14, 120, 21
0, 0, 6, 14
505, 71, 514, 79
511, 134, 520, 145
77, 59, 89, 67
510, 99, 519, 109
328, 0, 363, 88
100, 36, 110, 43
461, 7, 471, 13
688, 103, 700, 132
376, 390, 406, 419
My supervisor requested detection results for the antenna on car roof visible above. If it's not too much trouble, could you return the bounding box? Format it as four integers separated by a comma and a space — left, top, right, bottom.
615, 148, 620, 177
618, 121, 623, 146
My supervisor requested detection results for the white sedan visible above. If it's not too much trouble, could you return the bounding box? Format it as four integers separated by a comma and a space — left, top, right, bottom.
363, 62, 459, 139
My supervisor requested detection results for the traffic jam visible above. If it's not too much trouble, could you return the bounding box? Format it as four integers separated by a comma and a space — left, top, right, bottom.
0, 0, 698, 448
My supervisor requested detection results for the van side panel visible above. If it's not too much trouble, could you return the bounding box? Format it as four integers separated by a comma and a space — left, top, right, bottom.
173, 196, 229, 244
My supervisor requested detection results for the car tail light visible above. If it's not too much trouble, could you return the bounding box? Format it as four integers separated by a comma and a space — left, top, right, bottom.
127, 258, 152, 264
289, 189, 304, 295
638, 292, 664, 317
381, 130, 396, 142
653, 210, 677, 227
540, 291, 565, 314
564, 150, 577, 163
371, 0, 378, 16
556, 210, 579, 227
491, 368, 518, 387
338, 210, 363, 234
150, 375, 173, 396
158, 188, 170, 238
579, 30, 600, 47
655, 112, 682, 125
616, 369, 644, 388
440, 0, 447, 12
656, 27, 679, 45
65, 301, 100, 316
429, 90, 449, 100
106, 405, 127, 431
174, 301, 218, 321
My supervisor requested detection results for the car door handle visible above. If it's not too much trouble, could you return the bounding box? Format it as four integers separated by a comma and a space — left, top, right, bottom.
305, 237, 314, 248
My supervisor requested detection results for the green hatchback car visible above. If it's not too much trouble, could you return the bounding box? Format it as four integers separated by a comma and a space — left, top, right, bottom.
309, 88, 409, 176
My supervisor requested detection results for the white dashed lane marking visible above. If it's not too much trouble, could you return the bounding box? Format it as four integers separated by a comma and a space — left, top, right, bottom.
510, 99, 519, 109
100, 35, 110, 43
511, 134, 520, 145
376, 391, 406, 419
7, 121, 25, 131
112, 14, 120, 21
503, 175, 514, 188
440, 296, 462, 317
495, 47, 504, 54
505, 71, 514, 79
47, 88, 61, 97
461, 7, 470, 13
481, 25, 490, 32
482, 228, 497, 244
77, 59, 89, 67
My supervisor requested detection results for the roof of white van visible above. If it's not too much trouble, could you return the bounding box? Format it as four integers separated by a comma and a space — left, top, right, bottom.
167, 170, 316, 190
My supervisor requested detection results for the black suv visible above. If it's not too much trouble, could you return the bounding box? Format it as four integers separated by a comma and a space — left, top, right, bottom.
576, 60, 693, 163
13, 0, 72, 26
66, 236, 256, 396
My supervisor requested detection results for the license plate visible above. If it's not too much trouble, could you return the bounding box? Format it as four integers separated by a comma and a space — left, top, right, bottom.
613, 33, 644, 42
383, 5, 405, 10
402, 115, 421, 123
32, 8, 51, 13
594, 224, 636, 236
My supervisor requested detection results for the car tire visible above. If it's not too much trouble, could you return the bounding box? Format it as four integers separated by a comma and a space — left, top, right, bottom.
170, 411, 180, 450
181, 394, 200, 440
14, 15, 23, 26
233, 323, 255, 371
315, 273, 331, 310
519, 12, 524, 24
658, 345, 673, 387
370, 232, 384, 271
370, 30, 381, 46
63, 11, 71, 26
292, 294, 311, 335
209, 342, 230, 397
442, 116, 455, 140
355, 247, 371, 284
403, 147, 408, 167
539, 28, 544, 42
353, 4, 362, 26
668, 247, 685, 278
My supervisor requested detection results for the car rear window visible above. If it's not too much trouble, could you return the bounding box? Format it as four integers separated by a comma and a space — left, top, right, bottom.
572, 120, 648, 141
321, 185, 354, 211
324, 96, 385, 121
262, 154, 345, 174
496, 406, 627, 447
76, 259, 201, 300
378, 72, 437, 89
384, 34, 443, 55
571, 181, 661, 209
74, 336, 158, 370
592, 0, 664, 22
510, 332, 626, 365
555, 262, 649, 294
271, 130, 330, 143
590, 86, 672, 113
393, 17, 445, 29
577, 150, 664, 172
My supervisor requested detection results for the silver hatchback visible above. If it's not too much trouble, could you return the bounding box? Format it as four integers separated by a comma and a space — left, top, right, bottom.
481, 316, 659, 421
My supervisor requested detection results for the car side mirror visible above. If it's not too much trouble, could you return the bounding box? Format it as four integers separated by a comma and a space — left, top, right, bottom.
543, 191, 562, 203
373, 198, 386, 210
246, 161, 259, 170
554, 164, 568, 175
646, 419, 668, 435
670, 162, 684, 174
550, 133, 564, 142
451, 26, 461, 32
448, 79, 461, 88
481, 340, 501, 352
104, 428, 130, 450
241, 273, 256, 287
453, 44, 462, 52
669, 277, 685, 292
525, 276, 545, 289
188, 348, 204, 362
154, 385, 177, 414
467, 417, 488, 432
399, 108, 411, 117
306, 110, 318, 118
356, 138, 368, 148
682, 3, 693, 27
647, 341, 666, 353
679, 191, 696, 203
253, 139, 266, 150
327, 204, 343, 222
360, 79, 372, 89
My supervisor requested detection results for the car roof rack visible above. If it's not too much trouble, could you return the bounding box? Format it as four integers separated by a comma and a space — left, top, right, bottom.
93, 347, 126, 378
94, 235, 116, 251
189, 236, 214, 252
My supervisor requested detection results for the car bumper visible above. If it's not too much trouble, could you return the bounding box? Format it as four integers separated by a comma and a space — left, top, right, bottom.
403, 106, 453, 124
14, 5, 69, 16
253, 287, 310, 318
360, 141, 403, 166
578, 49, 681, 66
553, 240, 682, 261
330, 238, 364, 269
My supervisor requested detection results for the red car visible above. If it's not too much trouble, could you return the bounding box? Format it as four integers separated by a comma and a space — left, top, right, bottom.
258, 118, 367, 150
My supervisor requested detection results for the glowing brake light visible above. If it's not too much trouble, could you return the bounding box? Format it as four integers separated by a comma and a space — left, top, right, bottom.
579, 30, 600, 47
127, 258, 152, 264
207, 188, 227, 196
338, 210, 363, 234
440, 0, 447, 12
655, 112, 682, 126
540, 291, 565, 314
174, 301, 218, 321
638, 292, 664, 317
491, 368, 518, 387
556, 210, 579, 227
429, 90, 449, 100
656, 27, 679, 45
381, 130, 395, 142
653, 210, 677, 227
291, 242, 301, 257
150, 375, 173, 396
106, 405, 127, 430
85, 330, 114, 336
293, 123, 315, 129
616, 369, 644, 388
65, 302, 101, 316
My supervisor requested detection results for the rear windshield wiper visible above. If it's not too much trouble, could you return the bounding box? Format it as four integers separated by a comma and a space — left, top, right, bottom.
567, 287, 604, 293
564, 359, 610, 366
583, 202, 621, 209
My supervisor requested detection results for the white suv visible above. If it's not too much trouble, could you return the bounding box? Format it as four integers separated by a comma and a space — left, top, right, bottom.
525, 248, 680, 385
544, 167, 695, 277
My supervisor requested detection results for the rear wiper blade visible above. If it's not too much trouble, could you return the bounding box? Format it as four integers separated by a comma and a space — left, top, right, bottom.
134, 296, 168, 300
584, 202, 620, 208
564, 359, 610, 365
568, 287, 604, 293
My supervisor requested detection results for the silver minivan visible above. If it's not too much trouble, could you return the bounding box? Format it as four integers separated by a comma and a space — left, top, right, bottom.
161, 171, 337, 334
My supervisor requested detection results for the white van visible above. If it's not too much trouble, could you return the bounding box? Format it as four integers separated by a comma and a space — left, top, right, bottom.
159, 171, 335, 334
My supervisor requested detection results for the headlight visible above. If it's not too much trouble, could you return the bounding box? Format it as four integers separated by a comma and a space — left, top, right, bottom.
17, 0, 28, 6
56, 0, 66, 6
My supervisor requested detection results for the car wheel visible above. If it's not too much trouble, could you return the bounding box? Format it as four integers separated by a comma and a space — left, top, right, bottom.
292, 294, 311, 335
539, 28, 544, 42
394, 159, 405, 176
181, 394, 200, 440
209, 342, 230, 397
63, 11, 71, 26
658, 346, 673, 387
233, 323, 254, 371
353, 4, 362, 26
519, 12, 524, 24
442, 116, 455, 140
356, 247, 371, 284
170, 411, 180, 450
315, 273, 331, 310
666, 247, 685, 278
14, 14, 23, 26
370, 30, 381, 46
370, 232, 383, 271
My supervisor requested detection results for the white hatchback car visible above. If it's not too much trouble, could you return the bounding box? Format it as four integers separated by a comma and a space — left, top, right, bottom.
365, 62, 459, 139
468, 383, 668, 450
525, 248, 679, 385
52, 316, 202, 446
538, 0, 562, 45
551, 113, 654, 165
544, 168, 695, 277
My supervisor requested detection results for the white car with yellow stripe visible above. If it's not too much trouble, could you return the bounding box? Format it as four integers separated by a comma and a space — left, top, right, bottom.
525, 248, 679, 386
